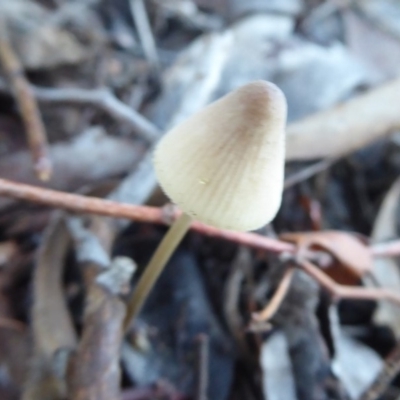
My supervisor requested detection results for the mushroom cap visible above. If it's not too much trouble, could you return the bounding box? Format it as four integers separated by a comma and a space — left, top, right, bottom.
153, 80, 287, 231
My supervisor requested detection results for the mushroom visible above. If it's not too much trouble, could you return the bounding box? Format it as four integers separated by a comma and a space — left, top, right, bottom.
124, 80, 287, 329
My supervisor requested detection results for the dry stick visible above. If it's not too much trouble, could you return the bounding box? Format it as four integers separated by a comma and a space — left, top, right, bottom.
0, 23, 52, 181
0, 79, 160, 143
1, 177, 400, 258
67, 263, 128, 400
0, 178, 294, 254
252, 267, 295, 322
129, 0, 160, 75
33, 86, 160, 142
299, 259, 400, 305
358, 341, 400, 400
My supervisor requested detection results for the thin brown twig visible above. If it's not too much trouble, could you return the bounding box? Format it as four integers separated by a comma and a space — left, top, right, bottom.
0, 20, 52, 181
0, 178, 400, 258
298, 259, 400, 305
252, 267, 295, 322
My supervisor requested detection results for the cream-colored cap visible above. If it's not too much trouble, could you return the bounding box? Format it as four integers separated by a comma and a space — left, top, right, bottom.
153, 81, 287, 231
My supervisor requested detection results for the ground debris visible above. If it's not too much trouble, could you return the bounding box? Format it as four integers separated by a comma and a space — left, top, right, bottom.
1, 1, 400, 399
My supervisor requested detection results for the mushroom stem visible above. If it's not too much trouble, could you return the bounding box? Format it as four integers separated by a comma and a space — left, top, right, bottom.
124, 212, 192, 331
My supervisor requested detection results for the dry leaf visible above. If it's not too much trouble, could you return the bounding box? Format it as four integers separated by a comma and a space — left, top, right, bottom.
280, 231, 372, 285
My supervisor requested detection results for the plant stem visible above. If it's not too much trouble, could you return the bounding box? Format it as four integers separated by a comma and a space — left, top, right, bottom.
124, 212, 192, 331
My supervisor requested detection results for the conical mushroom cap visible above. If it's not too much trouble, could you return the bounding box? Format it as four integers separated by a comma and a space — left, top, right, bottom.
154, 81, 287, 231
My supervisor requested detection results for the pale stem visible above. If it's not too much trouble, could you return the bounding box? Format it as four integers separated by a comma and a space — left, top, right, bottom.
124, 213, 192, 331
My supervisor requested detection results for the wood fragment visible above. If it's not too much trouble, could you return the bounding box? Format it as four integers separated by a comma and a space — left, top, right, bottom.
298, 259, 400, 306
32, 86, 160, 142
67, 266, 126, 400
0, 20, 52, 181
0, 78, 161, 142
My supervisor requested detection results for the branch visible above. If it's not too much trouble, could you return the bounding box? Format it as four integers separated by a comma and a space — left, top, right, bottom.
0, 20, 52, 181
33, 86, 160, 143
0, 177, 399, 257
0, 178, 293, 254
299, 259, 400, 305
0, 79, 161, 143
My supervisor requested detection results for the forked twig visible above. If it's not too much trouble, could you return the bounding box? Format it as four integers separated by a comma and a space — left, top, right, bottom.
33, 86, 160, 142
0, 177, 400, 258
298, 259, 400, 305
0, 79, 160, 142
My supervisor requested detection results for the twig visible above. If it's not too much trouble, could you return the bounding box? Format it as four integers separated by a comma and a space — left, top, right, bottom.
0, 79, 160, 143
252, 267, 295, 322
67, 265, 127, 400
358, 341, 400, 400
33, 86, 160, 142
0, 178, 294, 254
1, 178, 400, 258
298, 259, 400, 305
129, 0, 160, 75
195, 334, 209, 400
0, 20, 52, 181
66, 222, 133, 400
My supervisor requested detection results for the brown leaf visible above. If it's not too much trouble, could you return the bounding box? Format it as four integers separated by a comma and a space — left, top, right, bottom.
280, 231, 373, 285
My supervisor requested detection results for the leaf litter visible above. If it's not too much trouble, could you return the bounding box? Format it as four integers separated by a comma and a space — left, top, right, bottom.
1, 1, 400, 400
